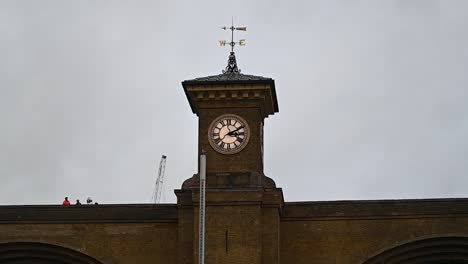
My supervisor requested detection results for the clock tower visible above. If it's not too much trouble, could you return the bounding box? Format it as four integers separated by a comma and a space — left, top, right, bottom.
175, 25, 283, 264
181, 52, 278, 189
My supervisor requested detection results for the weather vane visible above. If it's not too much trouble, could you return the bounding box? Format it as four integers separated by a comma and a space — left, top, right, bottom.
219, 18, 246, 74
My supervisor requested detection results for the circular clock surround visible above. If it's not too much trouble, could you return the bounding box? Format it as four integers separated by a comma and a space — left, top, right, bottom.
208, 114, 250, 154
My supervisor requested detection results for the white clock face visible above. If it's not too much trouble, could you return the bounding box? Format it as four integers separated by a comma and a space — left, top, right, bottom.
208, 114, 250, 154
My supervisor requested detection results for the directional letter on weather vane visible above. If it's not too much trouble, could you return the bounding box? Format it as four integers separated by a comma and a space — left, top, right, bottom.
219, 21, 247, 53
219, 19, 246, 74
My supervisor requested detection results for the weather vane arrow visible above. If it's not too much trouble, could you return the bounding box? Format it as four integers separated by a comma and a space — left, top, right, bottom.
219, 18, 246, 74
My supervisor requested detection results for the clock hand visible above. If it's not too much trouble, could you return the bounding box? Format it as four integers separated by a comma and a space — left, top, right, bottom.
227, 126, 245, 136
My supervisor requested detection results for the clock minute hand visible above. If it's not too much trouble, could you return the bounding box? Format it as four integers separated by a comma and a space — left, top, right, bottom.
227, 126, 245, 136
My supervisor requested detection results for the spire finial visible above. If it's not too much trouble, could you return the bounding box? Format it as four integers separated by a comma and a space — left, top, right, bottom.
219, 18, 246, 74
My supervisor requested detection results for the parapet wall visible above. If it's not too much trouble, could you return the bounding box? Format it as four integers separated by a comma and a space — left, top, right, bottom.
281, 198, 468, 264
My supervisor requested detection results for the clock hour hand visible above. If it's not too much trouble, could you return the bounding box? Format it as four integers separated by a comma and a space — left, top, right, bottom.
227, 126, 244, 136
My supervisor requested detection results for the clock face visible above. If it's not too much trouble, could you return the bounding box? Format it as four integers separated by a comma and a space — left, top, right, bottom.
208, 114, 250, 154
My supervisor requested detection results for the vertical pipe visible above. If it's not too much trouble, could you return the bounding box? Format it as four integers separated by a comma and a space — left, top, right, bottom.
199, 154, 206, 264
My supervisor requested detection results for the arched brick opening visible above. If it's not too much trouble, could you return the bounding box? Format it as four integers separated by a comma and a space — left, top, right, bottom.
363, 236, 468, 264
0, 242, 103, 264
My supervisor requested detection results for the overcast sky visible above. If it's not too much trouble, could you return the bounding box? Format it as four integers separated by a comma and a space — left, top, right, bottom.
1, 0, 467, 205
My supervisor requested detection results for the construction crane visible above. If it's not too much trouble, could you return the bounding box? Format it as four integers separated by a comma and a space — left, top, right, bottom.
151, 155, 167, 203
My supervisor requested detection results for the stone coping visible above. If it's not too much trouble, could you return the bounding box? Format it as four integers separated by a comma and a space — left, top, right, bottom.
0, 204, 177, 224
2, 198, 468, 223
283, 198, 468, 221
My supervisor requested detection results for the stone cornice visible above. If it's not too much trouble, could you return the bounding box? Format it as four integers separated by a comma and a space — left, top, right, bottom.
175, 188, 284, 211
183, 83, 278, 117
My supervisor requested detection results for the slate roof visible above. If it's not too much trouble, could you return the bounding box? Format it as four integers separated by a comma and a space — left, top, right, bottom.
182, 72, 273, 85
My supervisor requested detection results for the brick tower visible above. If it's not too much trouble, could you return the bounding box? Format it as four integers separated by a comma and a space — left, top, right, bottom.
175, 42, 283, 263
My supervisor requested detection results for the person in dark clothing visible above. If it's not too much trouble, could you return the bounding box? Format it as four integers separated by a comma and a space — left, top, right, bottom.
62, 197, 70, 206
75, 199, 82, 205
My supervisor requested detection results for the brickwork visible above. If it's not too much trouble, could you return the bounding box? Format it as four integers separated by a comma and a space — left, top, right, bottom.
281, 199, 468, 264
0, 222, 177, 263
1, 198, 468, 263
176, 187, 283, 264
0, 204, 178, 263
198, 107, 264, 175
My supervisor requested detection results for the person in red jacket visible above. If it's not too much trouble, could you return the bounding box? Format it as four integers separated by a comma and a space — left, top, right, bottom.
62, 197, 70, 206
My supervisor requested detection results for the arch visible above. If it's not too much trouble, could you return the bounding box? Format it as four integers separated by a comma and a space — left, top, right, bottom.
0, 242, 104, 264
364, 236, 468, 264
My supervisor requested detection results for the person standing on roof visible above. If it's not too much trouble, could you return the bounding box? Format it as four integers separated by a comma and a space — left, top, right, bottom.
62, 197, 70, 206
